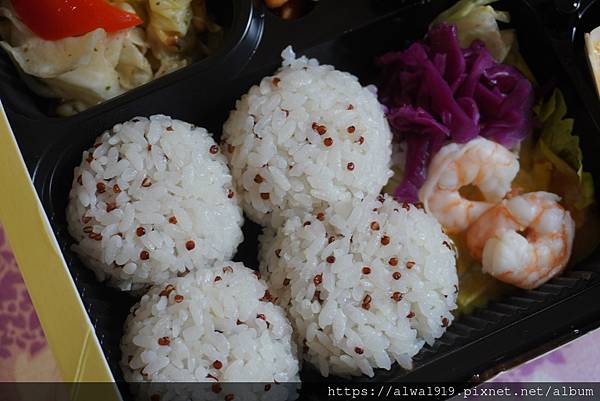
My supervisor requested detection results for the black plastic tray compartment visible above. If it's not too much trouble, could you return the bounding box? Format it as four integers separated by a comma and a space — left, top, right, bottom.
1, 0, 600, 389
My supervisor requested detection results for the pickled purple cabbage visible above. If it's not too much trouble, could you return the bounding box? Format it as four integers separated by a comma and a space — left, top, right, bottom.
378, 23, 533, 202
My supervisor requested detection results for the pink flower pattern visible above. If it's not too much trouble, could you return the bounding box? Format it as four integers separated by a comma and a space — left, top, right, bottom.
0, 224, 47, 360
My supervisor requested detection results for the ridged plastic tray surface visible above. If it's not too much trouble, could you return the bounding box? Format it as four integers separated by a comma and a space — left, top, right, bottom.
1, 0, 600, 389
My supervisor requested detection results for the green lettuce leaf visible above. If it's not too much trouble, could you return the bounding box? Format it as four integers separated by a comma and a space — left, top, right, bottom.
536, 139, 594, 210
537, 90, 581, 174
514, 88, 595, 214
513, 89, 594, 212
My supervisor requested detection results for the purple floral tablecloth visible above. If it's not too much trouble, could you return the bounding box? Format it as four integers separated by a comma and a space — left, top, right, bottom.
0, 223, 60, 381
491, 331, 600, 382
0, 221, 598, 382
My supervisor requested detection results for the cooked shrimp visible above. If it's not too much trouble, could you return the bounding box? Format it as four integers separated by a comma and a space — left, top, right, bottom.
466, 192, 575, 289
418, 137, 519, 234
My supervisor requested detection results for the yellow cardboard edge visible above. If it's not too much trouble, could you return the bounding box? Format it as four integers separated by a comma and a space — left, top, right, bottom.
0, 103, 120, 398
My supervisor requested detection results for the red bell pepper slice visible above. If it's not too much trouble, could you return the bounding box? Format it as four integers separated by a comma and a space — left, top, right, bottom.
12, 0, 143, 41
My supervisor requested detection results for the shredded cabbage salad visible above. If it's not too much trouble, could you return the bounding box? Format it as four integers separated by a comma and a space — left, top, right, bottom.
0, 0, 222, 116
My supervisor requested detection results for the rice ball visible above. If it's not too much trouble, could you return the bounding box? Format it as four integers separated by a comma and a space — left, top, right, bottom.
222, 46, 393, 227
66, 115, 244, 291
259, 195, 458, 377
120, 262, 300, 385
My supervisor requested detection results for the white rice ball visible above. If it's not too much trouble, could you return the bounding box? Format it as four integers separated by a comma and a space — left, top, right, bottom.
222, 46, 393, 227
120, 262, 300, 385
259, 194, 458, 377
66, 115, 244, 291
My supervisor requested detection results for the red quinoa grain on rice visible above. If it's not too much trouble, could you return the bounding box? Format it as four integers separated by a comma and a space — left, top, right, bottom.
66, 115, 244, 291
222, 46, 393, 228
259, 194, 458, 377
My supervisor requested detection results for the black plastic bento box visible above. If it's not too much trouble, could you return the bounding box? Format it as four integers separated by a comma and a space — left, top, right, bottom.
2, 0, 600, 394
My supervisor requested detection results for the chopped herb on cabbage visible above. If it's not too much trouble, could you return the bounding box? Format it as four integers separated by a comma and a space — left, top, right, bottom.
0, 0, 221, 115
